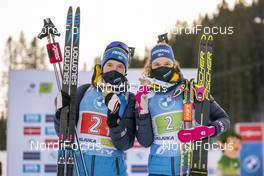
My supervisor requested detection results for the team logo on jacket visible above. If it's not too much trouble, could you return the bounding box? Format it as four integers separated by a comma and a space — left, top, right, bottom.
93, 96, 107, 110
158, 96, 175, 109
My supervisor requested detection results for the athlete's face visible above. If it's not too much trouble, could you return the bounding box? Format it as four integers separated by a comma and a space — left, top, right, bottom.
151, 57, 174, 69
103, 60, 126, 75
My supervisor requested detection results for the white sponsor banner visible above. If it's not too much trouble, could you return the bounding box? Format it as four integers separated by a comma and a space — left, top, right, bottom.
8, 69, 200, 176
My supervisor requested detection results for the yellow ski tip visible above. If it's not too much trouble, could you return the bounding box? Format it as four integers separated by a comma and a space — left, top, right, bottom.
208, 35, 214, 41
201, 34, 207, 40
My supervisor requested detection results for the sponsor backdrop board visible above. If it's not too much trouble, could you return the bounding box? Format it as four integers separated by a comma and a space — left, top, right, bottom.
236, 123, 264, 176
8, 69, 206, 176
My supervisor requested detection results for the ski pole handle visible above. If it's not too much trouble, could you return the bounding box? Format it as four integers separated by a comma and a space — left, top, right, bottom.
157, 33, 169, 44
38, 18, 60, 39
178, 125, 216, 143
38, 18, 63, 90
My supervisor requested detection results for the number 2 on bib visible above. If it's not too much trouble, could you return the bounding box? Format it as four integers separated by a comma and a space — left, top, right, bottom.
80, 112, 109, 136
165, 116, 174, 131
155, 112, 182, 135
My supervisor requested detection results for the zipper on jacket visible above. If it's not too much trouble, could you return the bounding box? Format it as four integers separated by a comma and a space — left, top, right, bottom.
115, 157, 120, 176
171, 157, 175, 176
90, 155, 95, 176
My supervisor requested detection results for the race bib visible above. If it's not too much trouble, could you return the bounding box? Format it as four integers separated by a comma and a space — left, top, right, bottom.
80, 112, 109, 136
77, 111, 115, 149
152, 111, 182, 145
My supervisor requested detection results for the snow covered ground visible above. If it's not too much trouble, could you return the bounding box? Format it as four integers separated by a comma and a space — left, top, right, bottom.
0, 151, 6, 176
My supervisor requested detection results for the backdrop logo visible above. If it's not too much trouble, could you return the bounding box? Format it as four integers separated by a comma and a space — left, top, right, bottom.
45, 126, 57, 136
44, 164, 57, 173
23, 152, 41, 160
24, 114, 41, 123
39, 82, 53, 93
45, 114, 55, 123
26, 83, 37, 94
22, 164, 40, 173
24, 126, 41, 135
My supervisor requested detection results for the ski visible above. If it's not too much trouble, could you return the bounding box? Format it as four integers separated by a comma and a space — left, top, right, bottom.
57, 6, 82, 176
57, 6, 73, 176
190, 34, 214, 176
66, 6, 80, 176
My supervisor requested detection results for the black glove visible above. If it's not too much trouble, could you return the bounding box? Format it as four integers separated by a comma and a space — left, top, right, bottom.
104, 93, 121, 128
106, 110, 121, 128
208, 120, 225, 136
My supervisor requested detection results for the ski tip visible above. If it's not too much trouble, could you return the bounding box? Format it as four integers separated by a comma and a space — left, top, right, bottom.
76, 7, 80, 15
74, 7, 81, 22
201, 34, 207, 40
208, 35, 214, 41
68, 6, 73, 12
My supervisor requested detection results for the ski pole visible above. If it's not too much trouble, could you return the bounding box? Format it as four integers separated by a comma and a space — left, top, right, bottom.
38, 18, 63, 91
179, 79, 195, 176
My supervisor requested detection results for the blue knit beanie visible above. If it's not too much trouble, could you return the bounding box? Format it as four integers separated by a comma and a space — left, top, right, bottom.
101, 47, 129, 71
150, 44, 175, 62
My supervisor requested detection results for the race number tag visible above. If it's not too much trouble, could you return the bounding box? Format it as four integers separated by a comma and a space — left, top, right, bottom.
80, 112, 109, 137
152, 111, 182, 144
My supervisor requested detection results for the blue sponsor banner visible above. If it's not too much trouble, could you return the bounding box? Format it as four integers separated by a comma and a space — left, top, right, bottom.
22, 164, 41, 173
240, 143, 263, 176
44, 164, 57, 173
45, 126, 57, 136
23, 152, 41, 160
131, 165, 148, 173
23, 114, 41, 123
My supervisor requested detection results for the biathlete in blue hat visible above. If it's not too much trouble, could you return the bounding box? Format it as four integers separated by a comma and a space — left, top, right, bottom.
136, 43, 230, 176
54, 41, 153, 176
